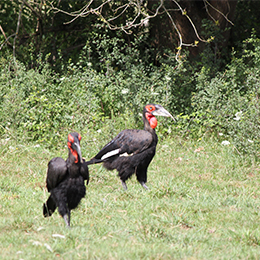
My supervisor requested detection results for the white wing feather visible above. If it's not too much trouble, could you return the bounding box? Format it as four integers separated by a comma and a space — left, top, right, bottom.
101, 148, 120, 160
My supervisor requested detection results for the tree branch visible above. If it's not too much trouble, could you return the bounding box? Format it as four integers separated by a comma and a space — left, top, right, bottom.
204, 0, 234, 26
13, 0, 25, 59
0, 25, 12, 46
0, 33, 16, 51
50, 0, 235, 61
171, 0, 207, 43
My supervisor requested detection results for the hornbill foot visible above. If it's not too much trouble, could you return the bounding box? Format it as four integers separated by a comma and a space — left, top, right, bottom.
140, 182, 149, 190
63, 214, 70, 228
121, 180, 128, 190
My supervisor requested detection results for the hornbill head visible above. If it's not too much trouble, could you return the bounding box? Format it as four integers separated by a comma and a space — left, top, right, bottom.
144, 104, 175, 129
67, 132, 83, 163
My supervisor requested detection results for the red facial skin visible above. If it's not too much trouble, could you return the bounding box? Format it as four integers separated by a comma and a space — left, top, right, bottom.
67, 133, 81, 163
145, 105, 158, 129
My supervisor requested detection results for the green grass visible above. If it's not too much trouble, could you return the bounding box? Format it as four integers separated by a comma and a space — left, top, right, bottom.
1, 135, 260, 259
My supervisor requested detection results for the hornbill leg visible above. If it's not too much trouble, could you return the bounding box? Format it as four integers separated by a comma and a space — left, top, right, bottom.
63, 212, 70, 228
139, 181, 149, 190
121, 180, 128, 190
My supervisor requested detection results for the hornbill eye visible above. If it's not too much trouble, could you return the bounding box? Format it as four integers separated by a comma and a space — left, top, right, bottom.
146, 105, 155, 112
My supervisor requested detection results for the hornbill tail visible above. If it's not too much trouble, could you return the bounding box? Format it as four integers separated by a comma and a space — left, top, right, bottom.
84, 158, 104, 165
43, 196, 56, 217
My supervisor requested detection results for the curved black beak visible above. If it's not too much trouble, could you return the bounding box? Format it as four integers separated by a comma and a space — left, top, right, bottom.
72, 141, 83, 163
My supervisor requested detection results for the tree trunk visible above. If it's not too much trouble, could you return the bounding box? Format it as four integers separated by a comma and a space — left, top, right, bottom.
149, 0, 238, 57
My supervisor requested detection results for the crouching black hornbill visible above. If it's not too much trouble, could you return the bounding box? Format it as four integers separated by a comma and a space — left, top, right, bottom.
87, 104, 174, 190
43, 132, 89, 227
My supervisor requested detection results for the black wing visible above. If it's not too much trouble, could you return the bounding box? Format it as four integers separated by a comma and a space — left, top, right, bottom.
94, 129, 153, 161
81, 159, 90, 185
46, 157, 68, 191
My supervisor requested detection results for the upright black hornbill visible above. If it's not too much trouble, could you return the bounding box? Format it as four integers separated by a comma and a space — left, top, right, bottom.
87, 104, 174, 190
43, 132, 89, 227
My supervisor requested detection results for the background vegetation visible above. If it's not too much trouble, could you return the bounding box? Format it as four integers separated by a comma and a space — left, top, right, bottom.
0, 1, 260, 258
0, 0, 259, 156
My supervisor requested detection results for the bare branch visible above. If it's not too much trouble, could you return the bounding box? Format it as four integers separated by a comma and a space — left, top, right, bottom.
13, 0, 25, 59
23, 0, 42, 19
0, 25, 12, 46
107, 4, 130, 22
0, 33, 16, 51
204, 0, 234, 26
203, 1, 216, 23
163, 6, 183, 61
171, 0, 207, 43
64, 0, 95, 24
50, 0, 235, 62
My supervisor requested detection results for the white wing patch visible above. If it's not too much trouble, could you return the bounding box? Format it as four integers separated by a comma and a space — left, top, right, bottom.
101, 149, 120, 160
120, 152, 134, 157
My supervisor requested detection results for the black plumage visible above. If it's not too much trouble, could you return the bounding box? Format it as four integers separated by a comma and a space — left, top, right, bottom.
88, 104, 174, 190
43, 132, 89, 227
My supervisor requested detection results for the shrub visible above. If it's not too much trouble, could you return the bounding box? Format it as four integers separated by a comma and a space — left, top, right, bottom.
0, 58, 101, 146
0, 56, 178, 147
191, 35, 260, 156
1, 34, 259, 158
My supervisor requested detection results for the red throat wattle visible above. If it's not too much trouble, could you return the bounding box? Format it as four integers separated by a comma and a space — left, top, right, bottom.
145, 113, 158, 129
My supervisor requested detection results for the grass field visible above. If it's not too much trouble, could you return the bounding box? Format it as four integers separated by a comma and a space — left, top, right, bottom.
1, 135, 260, 259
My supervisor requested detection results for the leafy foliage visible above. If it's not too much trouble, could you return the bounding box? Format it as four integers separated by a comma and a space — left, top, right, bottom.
0, 53, 177, 147
192, 35, 260, 155
1, 0, 260, 157
1, 34, 260, 157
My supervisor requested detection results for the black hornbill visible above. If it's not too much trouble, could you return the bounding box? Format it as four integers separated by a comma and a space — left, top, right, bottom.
43, 132, 89, 227
87, 104, 174, 190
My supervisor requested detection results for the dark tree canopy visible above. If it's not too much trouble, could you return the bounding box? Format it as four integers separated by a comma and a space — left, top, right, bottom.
0, 0, 250, 69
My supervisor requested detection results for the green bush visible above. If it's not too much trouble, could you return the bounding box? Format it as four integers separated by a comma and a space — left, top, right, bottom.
0, 56, 178, 147
1, 34, 259, 158
191, 35, 260, 156
0, 58, 100, 146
